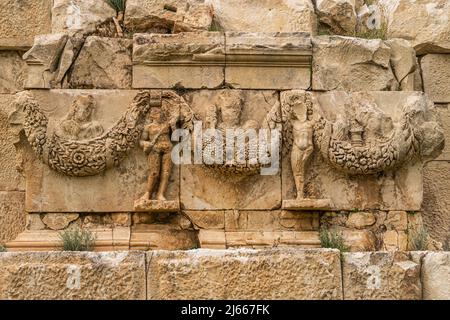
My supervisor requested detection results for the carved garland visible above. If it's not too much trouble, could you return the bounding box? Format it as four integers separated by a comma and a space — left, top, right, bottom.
14, 91, 160, 177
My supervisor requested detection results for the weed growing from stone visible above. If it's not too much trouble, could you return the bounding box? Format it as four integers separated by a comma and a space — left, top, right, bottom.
59, 227, 96, 251
409, 226, 429, 251
0, 244, 6, 252
106, 0, 126, 13
320, 228, 349, 252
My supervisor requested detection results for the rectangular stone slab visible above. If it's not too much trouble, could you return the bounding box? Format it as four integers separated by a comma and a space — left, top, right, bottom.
147, 248, 343, 299
0, 252, 146, 300
225, 32, 312, 89
282, 91, 441, 211
23, 90, 179, 213
133, 32, 225, 89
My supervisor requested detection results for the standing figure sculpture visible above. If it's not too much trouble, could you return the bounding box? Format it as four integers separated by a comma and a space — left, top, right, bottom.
291, 100, 314, 200
280, 91, 333, 211
140, 107, 173, 201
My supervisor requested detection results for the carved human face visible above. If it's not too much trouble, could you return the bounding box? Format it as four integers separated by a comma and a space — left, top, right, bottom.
73, 98, 93, 123
290, 95, 307, 122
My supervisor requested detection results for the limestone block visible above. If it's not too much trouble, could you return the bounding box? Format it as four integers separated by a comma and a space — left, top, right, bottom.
225, 32, 312, 90
0, 51, 26, 93
129, 225, 199, 250
385, 211, 408, 231
421, 252, 450, 300
421, 54, 450, 103
434, 105, 450, 160
52, 0, 116, 34
0, 94, 24, 191
42, 213, 79, 230
312, 36, 399, 91
68, 37, 132, 89
198, 229, 226, 248
346, 212, 376, 229
205, 0, 317, 33
14, 90, 179, 213
0, 191, 25, 243
26, 214, 45, 231
0, 0, 52, 47
147, 249, 343, 299
385, 0, 450, 52
315, 0, 357, 34
382, 230, 408, 251
0, 252, 146, 299
133, 32, 225, 89
341, 229, 376, 251
342, 251, 421, 300
225, 231, 321, 248
385, 38, 418, 91
125, 0, 213, 33
187, 211, 225, 229
283, 91, 444, 210
422, 161, 450, 246
180, 90, 281, 210
22, 34, 69, 89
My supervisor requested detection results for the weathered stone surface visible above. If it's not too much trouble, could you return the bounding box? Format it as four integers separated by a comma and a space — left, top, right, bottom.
22, 33, 68, 89
0, 51, 26, 93
0, 0, 52, 46
283, 91, 443, 210
346, 212, 376, 229
147, 249, 343, 299
0, 191, 25, 243
68, 37, 132, 89
180, 90, 281, 210
125, 0, 213, 33
26, 214, 45, 231
422, 161, 450, 247
421, 54, 450, 103
382, 230, 407, 251
52, 0, 116, 34
225, 32, 312, 89
187, 211, 225, 229
385, 38, 418, 91
0, 252, 146, 299
205, 0, 317, 33
133, 32, 225, 89
0, 94, 24, 191
16, 90, 179, 213
385, 0, 450, 51
421, 252, 450, 300
342, 229, 376, 251
343, 251, 421, 299
315, 0, 357, 34
42, 213, 79, 230
434, 105, 450, 160
385, 211, 408, 230
312, 36, 398, 91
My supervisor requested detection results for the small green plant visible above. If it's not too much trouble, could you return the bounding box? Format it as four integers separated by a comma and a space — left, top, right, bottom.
106, 0, 126, 13
59, 227, 96, 252
209, 19, 223, 32
0, 244, 6, 252
356, 21, 388, 40
320, 228, 349, 252
409, 226, 429, 251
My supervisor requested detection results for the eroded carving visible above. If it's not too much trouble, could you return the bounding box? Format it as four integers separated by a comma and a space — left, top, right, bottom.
313, 93, 444, 175
10, 90, 154, 176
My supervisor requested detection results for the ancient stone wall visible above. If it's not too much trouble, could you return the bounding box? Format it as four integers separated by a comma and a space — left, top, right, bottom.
0, 249, 449, 300
0, 0, 449, 253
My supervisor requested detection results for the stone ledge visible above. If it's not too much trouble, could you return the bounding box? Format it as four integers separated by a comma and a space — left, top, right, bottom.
0, 249, 449, 300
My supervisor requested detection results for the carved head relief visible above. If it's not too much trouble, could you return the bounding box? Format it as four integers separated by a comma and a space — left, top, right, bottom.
217, 91, 243, 127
